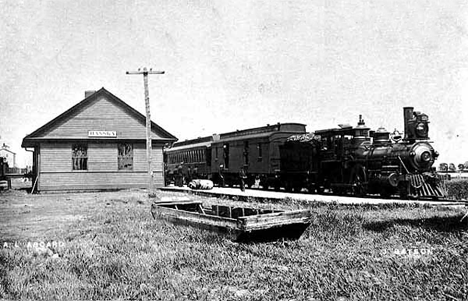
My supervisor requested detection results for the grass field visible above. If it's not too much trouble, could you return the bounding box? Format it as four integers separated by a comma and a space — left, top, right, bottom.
0, 188, 467, 300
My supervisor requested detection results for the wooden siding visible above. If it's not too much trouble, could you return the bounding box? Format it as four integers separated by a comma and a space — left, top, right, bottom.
41, 96, 165, 140
39, 171, 164, 191
38, 142, 164, 191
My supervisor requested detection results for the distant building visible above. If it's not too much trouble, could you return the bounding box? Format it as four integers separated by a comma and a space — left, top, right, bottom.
22, 88, 177, 192
0, 145, 16, 168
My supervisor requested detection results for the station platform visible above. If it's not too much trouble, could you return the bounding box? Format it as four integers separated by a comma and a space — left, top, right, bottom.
160, 186, 467, 207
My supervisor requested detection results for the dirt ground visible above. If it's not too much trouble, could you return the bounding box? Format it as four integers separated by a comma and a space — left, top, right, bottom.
0, 179, 151, 242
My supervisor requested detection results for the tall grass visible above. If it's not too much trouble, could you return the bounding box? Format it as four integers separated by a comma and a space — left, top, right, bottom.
1, 192, 467, 300
446, 179, 468, 200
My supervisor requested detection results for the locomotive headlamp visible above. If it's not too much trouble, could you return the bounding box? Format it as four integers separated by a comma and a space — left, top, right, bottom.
421, 151, 431, 162
416, 123, 428, 136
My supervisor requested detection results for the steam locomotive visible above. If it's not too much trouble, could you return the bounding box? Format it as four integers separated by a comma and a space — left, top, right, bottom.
280, 107, 446, 199
164, 107, 446, 199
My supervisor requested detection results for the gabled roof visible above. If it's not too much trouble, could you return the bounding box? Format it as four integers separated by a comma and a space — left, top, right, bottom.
0, 148, 16, 155
22, 87, 177, 147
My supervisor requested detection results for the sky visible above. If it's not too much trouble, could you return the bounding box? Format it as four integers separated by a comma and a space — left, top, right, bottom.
1, 0, 467, 168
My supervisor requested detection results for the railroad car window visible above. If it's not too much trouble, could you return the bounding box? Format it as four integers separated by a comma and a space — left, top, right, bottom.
244, 141, 249, 165
257, 143, 263, 161
72, 144, 88, 171
223, 144, 230, 169
206, 149, 211, 166
118, 143, 133, 170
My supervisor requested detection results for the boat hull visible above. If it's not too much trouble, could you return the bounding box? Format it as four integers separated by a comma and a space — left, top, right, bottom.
151, 200, 312, 242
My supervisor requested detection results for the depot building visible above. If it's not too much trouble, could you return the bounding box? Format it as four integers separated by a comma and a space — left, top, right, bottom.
22, 88, 177, 192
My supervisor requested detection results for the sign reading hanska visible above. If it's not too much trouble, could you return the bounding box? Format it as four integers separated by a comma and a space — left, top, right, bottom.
88, 131, 117, 137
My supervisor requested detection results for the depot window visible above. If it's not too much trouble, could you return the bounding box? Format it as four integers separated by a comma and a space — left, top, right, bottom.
72, 144, 88, 170
118, 143, 133, 170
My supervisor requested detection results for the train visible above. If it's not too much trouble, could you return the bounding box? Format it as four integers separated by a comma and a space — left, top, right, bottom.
164, 107, 447, 199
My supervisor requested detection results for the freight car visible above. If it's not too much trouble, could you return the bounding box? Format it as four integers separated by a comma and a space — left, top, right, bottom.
279, 107, 446, 199
164, 123, 307, 188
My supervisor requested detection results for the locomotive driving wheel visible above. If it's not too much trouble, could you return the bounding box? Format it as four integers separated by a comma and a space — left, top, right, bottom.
351, 165, 367, 197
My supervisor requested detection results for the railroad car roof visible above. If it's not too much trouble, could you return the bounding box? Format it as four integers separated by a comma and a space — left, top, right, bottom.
171, 136, 213, 148
212, 131, 302, 143
166, 122, 306, 149
166, 141, 212, 152
219, 123, 306, 139
314, 126, 355, 136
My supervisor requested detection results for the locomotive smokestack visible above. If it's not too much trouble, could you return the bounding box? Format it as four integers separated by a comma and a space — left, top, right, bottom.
403, 107, 414, 140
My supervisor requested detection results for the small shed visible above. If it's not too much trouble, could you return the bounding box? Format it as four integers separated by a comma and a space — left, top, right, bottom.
22, 88, 177, 192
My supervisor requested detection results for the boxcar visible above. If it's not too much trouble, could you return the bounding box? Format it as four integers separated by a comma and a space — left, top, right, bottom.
211, 123, 307, 188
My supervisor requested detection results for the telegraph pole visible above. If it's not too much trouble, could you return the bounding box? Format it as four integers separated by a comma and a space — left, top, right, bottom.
126, 68, 165, 195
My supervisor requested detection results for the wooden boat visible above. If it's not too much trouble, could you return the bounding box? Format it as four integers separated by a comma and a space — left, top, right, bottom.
151, 198, 313, 242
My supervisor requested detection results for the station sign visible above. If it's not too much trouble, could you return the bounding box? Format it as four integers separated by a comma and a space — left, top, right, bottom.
88, 131, 117, 138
